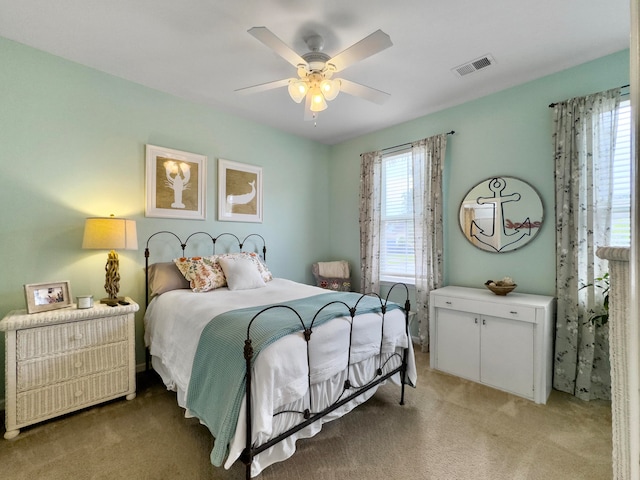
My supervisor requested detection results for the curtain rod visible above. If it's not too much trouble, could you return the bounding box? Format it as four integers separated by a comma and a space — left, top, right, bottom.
378, 130, 456, 153
548, 84, 630, 108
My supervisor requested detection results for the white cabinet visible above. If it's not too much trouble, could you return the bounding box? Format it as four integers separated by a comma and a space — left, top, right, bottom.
429, 286, 554, 404
1, 299, 139, 439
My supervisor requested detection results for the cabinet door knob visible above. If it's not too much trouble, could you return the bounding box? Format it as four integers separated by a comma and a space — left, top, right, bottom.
74, 390, 83, 398
74, 362, 83, 368
482, 319, 486, 325
73, 333, 83, 341
445, 301, 452, 305
474, 318, 478, 324
510, 311, 518, 315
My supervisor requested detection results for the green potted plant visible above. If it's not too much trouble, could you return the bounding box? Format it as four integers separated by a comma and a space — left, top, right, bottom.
581, 272, 610, 327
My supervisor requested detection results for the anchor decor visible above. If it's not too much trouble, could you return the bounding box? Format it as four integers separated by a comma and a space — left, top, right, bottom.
459, 176, 543, 253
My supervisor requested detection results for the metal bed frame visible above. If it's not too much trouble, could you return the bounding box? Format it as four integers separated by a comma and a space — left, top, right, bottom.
144, 231, 411, 479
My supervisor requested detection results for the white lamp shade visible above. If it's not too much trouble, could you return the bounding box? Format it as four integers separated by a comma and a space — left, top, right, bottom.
309, 87, 328, 112
82, 217, 138, 251
320, 78, 340, 101
288, 79, 309, 103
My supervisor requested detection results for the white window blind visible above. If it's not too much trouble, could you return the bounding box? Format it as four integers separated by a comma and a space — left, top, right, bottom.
598, 98, 631, 246
380, 150, 415, 283
611, 99, 631, 246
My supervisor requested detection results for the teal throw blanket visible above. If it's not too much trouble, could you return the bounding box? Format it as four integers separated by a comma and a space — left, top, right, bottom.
185, 291, 402, 466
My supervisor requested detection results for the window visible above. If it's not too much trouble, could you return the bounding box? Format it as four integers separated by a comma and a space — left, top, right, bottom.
610, 99, 631, 246
380, 149, 415, 283
598, 98, 631, 246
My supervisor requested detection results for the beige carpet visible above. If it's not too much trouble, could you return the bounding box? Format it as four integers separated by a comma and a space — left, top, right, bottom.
1, 352, 612, 480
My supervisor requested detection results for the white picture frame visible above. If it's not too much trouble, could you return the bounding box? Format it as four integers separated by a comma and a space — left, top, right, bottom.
145, 144, 207, 220
218, 159, 263, 223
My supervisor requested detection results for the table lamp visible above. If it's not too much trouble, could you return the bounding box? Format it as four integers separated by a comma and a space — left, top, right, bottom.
82, 215, 137, 306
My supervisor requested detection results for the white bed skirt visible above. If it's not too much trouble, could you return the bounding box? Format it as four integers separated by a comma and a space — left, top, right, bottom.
151, 348, 408, 477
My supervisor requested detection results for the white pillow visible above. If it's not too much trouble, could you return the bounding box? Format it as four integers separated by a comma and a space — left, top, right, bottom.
218, 256, 266, 291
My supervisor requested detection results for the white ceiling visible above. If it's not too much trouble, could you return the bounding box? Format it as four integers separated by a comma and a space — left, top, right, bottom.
0, 0, 630, 145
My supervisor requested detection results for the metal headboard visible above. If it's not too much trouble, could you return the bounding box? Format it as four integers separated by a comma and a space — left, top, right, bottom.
144, 231, 267, 307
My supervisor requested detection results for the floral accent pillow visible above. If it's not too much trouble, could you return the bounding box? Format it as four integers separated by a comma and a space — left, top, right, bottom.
174, 252, 272, 293
174, 256, 226, 292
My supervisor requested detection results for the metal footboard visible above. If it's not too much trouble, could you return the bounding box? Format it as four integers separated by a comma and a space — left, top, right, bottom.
240, 284, 411, 479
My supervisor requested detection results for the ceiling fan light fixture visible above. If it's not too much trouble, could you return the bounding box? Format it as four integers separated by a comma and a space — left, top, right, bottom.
309, 87, 327, 112
320, 78, 340, 101
288, 79, 308, 103
243, 27, 393, 118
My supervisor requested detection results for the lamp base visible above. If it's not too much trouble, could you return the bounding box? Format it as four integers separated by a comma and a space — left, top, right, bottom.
101, 296, 125, 306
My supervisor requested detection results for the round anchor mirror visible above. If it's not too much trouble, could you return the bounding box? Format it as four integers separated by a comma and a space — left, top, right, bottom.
459, 176, 543, 253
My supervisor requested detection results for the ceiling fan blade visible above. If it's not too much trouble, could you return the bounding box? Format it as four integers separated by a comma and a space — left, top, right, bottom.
339, 79, 390, 104
248, 27, 307, 68
328, 30, 392, 72
235, 78, 290, 95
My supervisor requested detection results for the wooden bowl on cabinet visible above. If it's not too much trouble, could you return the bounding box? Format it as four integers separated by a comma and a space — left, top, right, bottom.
484, 281, 517, 296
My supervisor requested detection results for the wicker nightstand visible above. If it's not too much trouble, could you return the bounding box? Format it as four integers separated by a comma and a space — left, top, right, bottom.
1, 298, 139, 439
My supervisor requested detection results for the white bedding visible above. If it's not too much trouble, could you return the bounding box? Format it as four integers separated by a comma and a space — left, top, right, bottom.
144, 278, 416, 476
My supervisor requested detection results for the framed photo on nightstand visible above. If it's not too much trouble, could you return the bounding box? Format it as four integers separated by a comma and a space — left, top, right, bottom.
24, 281, 72, 314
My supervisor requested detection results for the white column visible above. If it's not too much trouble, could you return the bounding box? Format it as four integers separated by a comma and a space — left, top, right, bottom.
596, 247, 635, 479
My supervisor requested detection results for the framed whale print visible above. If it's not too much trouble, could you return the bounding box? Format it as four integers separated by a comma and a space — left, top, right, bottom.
145, 144, 207, 220
218, 159, 263, 223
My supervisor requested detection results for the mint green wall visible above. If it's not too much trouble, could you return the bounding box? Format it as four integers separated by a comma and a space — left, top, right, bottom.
0, 36, 629, 403
0, 37, 331, 400
328, 50, 630, 299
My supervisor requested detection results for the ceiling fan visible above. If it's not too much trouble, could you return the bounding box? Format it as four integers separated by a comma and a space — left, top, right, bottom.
236, 27, 393, 119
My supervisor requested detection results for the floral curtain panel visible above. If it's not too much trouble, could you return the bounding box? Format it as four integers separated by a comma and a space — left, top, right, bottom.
359, 151, 383, 295
359, 134, 447, 352
411, 135, 447, 351
553, 88, 620, 401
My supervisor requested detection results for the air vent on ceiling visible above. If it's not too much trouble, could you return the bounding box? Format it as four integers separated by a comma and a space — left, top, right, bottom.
452, 54, 496, 77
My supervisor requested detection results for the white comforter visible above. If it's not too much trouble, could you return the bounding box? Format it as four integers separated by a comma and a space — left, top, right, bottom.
144, 278, 416, 476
